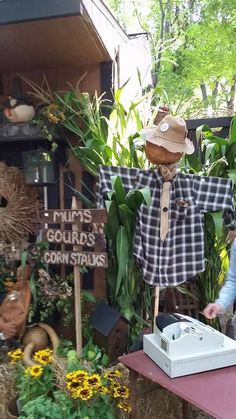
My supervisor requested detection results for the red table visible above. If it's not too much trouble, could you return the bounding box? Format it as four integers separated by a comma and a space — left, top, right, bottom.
119, 350, 236, 419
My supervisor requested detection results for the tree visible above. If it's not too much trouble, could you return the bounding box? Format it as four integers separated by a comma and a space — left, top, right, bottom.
105, 0, 236, 117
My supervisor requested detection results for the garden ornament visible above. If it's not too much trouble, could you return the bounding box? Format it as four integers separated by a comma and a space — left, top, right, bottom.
2, 76, 35, 123
3, 95, 35, 123
22, 323, 59, 366
141, 114, 195, 240
0, 274, 31, 339
97, 114, 236, 288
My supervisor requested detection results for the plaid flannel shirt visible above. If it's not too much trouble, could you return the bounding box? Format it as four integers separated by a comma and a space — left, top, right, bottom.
96, 165, 236, 287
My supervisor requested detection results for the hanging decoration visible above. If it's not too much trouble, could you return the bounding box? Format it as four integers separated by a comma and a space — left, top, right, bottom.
0, 162, 40, 243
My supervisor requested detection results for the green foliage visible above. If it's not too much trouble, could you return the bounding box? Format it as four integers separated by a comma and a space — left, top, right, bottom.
182, 115, 236, 329
105, 0, 236, 117
15, 363, 54, 407
19, 392, 79, 419
105, 175, 152, 324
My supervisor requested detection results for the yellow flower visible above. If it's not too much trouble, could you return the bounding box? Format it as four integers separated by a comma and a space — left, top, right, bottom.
25, 364, 43, 378
103, 369, 122, 380
113, 385, 130, 399
66, 370, 88, 381
8, 348, 23, 363
117, 401, 132, 413
85, 374, 101, 388
67, 381, 81, 392
34, 348, 53, 365
76, 385, 93, 401
96, 385, 110, 394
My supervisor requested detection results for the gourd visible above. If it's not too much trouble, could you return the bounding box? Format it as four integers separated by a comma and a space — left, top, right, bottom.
145, 142, 183, 165
22, 323, 59, 367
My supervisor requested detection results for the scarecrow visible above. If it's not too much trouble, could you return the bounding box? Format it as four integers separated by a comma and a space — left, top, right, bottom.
97, 113, 236, 289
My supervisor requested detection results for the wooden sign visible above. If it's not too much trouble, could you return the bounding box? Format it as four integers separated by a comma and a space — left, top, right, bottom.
43, 250, 108, 267
40, 208, 107, 224
42, 229, 105, 250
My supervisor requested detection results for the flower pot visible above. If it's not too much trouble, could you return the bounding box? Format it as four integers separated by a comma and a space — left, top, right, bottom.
7, 396, 20, 419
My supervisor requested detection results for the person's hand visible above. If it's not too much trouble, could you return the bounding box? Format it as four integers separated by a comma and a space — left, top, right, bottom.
203, 303, 225, 319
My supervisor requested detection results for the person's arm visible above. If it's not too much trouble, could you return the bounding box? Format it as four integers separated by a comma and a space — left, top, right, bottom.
203, 240, 236, 319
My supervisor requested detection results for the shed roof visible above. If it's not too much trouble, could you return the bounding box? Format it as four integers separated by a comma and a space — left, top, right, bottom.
0, 0, 129, 73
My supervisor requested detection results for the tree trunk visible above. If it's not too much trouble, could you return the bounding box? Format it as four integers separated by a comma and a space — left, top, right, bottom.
212, 81, 219, 110
200, 83, 208, 109
227, 75, 236, 112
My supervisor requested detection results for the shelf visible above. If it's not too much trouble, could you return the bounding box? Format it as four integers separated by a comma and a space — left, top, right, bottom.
0, 122, 44, 141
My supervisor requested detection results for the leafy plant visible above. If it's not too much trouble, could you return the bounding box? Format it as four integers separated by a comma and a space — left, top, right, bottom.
9, 346, 131, 419
105, 175, 152, 325
14, 360, 54, 407
19, 392, 78, 419
181, 115, 236, 329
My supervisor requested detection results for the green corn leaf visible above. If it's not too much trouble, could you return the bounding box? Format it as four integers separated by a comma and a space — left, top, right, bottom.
227, 169, 236, 186
125, 187, 151, 210
209, 211, 223, 238
225, 142, 236, 168
204, 133, 227, 146
118, 204, 134, 240
229, 115, 236, 144
105, 201, 120, 243
79, 147, 104, 165
115, 226, 129, 297
204, 142, 218, 162
110, 175, 126, 204
185, 154, 202, 172
196, 124, 211, 142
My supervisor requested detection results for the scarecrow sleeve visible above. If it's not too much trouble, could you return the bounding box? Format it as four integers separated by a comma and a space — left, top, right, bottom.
190, 174, 236, 231
96, 165, 139, 208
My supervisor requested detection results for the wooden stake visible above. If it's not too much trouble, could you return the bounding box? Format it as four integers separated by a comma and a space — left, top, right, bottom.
153, 286, 159, 332
72, 196, 82, 357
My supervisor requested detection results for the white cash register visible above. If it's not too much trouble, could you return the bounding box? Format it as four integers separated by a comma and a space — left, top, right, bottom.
143, 313, 236, 378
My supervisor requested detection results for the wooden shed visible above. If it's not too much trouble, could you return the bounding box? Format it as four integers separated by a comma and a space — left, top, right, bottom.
0, 0, 152, 298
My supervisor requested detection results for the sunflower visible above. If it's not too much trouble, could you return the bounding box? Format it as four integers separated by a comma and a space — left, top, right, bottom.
76, 385, 93, 401
67, 381, 82, 392
96, 385, 110, 394
113, 385, 130, 399
8, 348, 23, 364
103, 369, 122, 381
34, 348, 53, 365
25, 364, 43, 378
85, 374, 101, 388
117, 401, 132, 413
66, 370, 88, 381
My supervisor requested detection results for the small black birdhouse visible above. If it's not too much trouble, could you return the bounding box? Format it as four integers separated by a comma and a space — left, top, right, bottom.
90, 302, 128, 363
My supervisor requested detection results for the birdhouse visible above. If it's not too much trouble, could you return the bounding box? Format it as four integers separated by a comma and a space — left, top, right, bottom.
90, 302, 128, 362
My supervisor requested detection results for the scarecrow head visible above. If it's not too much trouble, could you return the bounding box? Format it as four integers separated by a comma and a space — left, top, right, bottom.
142, 115, 194, 164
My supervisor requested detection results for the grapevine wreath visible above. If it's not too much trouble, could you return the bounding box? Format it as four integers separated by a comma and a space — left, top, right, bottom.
0, 162, 40, 243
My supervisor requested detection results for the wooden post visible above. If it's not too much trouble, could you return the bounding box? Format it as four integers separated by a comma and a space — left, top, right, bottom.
153, 286, 159, 332
71, 196, 82, 357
